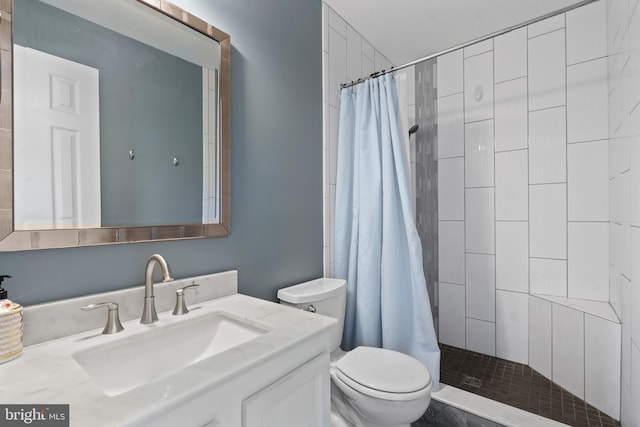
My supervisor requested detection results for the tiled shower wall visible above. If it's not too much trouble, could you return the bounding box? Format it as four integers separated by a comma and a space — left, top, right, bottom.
437, 0, 610, 357
322, 0, 640, 424
434, 0, 640, 421
321, 0, 433, 335
608, 0, 640, 425
413, 60, 440, 336
321, 3, 393, 277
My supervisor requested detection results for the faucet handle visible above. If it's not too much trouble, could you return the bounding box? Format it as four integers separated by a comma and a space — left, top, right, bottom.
82, 302, 125, 334
172, 282, 200, 316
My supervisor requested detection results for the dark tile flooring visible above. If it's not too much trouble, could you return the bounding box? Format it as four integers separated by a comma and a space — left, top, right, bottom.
439, 344, 620, 427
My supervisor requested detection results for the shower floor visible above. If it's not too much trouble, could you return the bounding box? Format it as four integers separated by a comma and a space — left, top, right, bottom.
438, 344, 620, 427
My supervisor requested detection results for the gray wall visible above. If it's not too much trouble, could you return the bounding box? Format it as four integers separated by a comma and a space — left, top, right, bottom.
0, 0, 324, 306
14, 0, 203, 226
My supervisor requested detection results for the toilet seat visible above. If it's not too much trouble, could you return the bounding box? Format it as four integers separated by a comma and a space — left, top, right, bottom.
332, 346, 432, 402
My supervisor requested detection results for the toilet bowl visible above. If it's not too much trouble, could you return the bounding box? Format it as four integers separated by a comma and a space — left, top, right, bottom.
277, 278, 432, 427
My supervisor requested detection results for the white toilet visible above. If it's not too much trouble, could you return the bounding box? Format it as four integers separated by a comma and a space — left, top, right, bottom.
278, 278, 432, 427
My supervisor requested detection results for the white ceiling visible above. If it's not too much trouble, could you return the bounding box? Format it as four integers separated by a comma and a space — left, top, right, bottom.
323, 0, 588, 66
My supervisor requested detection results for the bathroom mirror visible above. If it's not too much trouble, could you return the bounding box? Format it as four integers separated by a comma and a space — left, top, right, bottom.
0, 0, 231, 250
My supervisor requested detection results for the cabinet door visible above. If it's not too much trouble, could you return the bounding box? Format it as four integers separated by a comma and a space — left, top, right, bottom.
242, 353, 330, 427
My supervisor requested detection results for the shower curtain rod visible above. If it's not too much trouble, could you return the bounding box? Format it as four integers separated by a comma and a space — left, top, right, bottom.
341, 0, 598, 89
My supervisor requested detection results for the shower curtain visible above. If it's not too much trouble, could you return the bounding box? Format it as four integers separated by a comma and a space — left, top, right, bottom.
335, 74, 440, 388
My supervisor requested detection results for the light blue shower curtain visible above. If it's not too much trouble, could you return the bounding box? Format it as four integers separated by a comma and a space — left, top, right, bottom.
335, 74, 440, 389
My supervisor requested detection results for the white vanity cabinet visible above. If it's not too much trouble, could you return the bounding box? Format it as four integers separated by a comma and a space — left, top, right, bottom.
149, 351, 331, 427
5, 272, 336, 427
242, 353, 330, 427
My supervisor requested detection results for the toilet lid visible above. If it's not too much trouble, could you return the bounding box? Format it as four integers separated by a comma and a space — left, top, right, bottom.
334, 347, 431, 394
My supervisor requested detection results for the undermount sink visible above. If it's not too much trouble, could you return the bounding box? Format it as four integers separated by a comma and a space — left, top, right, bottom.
72, 311, 267, 396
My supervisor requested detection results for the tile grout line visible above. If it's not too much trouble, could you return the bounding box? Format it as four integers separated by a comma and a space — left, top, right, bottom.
493, 43, 498, 359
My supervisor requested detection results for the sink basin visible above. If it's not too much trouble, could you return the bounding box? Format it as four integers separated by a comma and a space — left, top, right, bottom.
72, 311, 267, 396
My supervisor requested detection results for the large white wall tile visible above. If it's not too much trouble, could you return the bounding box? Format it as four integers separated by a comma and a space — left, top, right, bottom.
621, 379, 631, 427
529, 107, 567, 184
631, 2, 640, 52
528, 13, 565, 38
465, 120, 495, 188
464, 39, 493, 58
606, 0, 627, 55
439, 282, 466, 348
437, 50, 463, 97
530, 258, 567, 296
631, 343, 640, 426
611, 227, 621, 290
552, 304, 585, 399
632, 139, 640, 225
437, 94, 465, 159
374, 49, 388, 72
496, 150, 528, 221
322, 69, 330, 119
439, 221, 466, 285
464, 52, 494, 122
529, 296, 552, 379
495, 77, 528, 152
567, 59, 609, 143
610, 137, 631, 180
438, 157, 465, 220
329, 106, 339, 185
566, 0, 607, 65
328, 28, 346, 108
568, 222, 610, 301
496, 222, 529, 293
611, 194, 632, 279
610, 233, 622, 306
396, 73, 411, 140
494, 27, 527, 83
328, 7, 346, 36
530, 184, 567, 259
466, 253, 496, 322
496, 290, 529, 364
361, 39, 374, 60
622, 276, 632, 387
465, 188, 495, 254
584, 314, 621, 419
346, 25, 362, 81
631, 55, 640, 136
329, 184, 336, 265
528, 29, 566, 111
608, 53, 628, 137
361, 54, 374, 78
466, 318, 496, 356
403, 66, 416, 107
632, 227, 640, 346
568, 140, 609, 221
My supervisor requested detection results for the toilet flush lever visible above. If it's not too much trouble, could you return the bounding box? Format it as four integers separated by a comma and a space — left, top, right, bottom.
303, 304, 316, 313
172, 282, 200, 316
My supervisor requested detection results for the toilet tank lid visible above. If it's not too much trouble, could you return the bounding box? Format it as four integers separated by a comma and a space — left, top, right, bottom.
277, 278, 346, 304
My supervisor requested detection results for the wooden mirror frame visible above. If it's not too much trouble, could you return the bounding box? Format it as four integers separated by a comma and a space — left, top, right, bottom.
0, 0, 230, 251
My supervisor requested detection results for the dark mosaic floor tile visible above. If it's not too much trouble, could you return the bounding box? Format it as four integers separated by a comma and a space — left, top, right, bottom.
439, 344, 621, 427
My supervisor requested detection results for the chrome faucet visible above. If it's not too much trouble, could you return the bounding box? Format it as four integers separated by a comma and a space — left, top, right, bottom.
140, 254, 174, 324
82, 302, 124, 334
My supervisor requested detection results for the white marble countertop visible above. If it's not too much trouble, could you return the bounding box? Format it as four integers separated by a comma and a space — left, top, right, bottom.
0, 293, 335, 426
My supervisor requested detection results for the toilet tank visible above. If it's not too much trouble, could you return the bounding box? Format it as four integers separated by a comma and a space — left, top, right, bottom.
277, 278, 346, 351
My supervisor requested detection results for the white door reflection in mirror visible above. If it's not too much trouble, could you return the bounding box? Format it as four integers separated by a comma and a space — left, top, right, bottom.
14, 45, 101, 230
